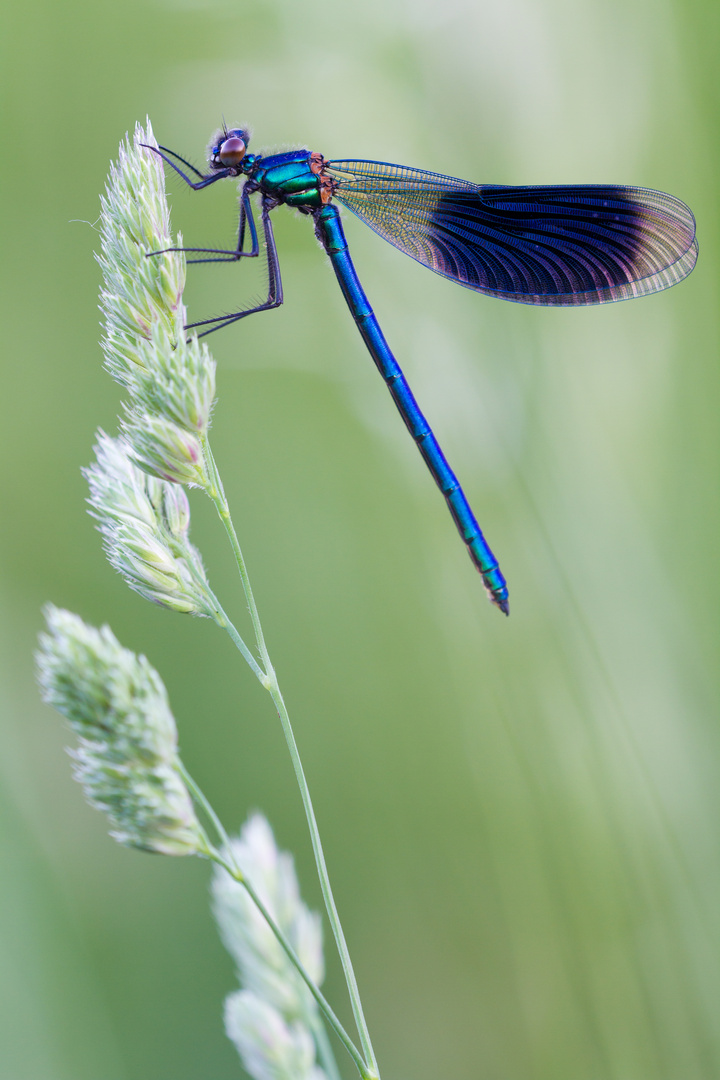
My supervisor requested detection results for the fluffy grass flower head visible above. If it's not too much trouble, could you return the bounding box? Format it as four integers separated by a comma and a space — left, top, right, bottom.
213, 816, 329, 1080
224, 992, 326, 1080
98, 121, 216, 485
85, 432, 216, 615
37, 606, 205, 856
213, 815, 325, 1020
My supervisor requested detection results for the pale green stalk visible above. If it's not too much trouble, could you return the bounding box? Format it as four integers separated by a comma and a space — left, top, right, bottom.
201, 436, 379, 1078
178, 762, 366, 1080
313, 1014, 343, 1080
203, 588, 265, 683
213, 849, 370, 1080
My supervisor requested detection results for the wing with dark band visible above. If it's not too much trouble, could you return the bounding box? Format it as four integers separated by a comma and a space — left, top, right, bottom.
328, 160, 697, 305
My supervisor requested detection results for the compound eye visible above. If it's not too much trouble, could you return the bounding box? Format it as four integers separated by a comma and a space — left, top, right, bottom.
218, 136, 246, 165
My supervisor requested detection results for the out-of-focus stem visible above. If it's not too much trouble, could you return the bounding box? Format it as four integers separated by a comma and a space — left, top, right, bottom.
201, 435, 380, 1079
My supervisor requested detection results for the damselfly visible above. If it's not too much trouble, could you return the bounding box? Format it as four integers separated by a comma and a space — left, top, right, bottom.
145, 128, 697, 615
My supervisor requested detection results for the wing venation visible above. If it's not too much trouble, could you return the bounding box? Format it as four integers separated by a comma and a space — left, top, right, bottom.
327, 160, 697, 305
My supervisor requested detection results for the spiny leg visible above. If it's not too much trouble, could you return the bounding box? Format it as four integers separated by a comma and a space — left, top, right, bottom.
148, 186, 260, 264
185, 196, 284, 339
141, 144, 283, 339
140, 142, 232, 190
154, 144, 206, 179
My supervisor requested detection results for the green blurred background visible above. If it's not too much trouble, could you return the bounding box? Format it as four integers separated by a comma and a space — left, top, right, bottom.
1, 0, 718, 1076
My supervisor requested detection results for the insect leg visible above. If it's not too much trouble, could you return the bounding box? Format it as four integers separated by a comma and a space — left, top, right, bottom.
149, 186, 260, 264
154, 145, 207, 179
140, 143, 232, 190
185, 196, 284, 339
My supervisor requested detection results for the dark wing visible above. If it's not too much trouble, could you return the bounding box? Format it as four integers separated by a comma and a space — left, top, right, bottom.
327, 160, 697, 305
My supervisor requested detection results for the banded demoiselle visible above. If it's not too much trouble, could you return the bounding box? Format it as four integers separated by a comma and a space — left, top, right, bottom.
145, 128, 697, 615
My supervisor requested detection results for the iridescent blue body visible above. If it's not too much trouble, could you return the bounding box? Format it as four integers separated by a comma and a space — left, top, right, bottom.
314, 203, 507, 607
146, 129, 698, 615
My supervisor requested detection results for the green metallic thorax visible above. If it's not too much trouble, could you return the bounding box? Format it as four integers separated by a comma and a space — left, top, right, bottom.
244, 150, 325, 209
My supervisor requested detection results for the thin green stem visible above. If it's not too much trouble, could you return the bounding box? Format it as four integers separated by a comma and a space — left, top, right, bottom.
201, 437, 272, 677
313, 1014, 343, 1080
178, 760, 232, 851
209, 592, 265, 683
208, 847, 371, 1080
201, 435, 379, 1078
265, 674, 378, 1076
179, 762, 353, 1080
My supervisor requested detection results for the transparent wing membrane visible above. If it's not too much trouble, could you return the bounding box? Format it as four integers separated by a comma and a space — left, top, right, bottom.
328, 160, 697, 305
